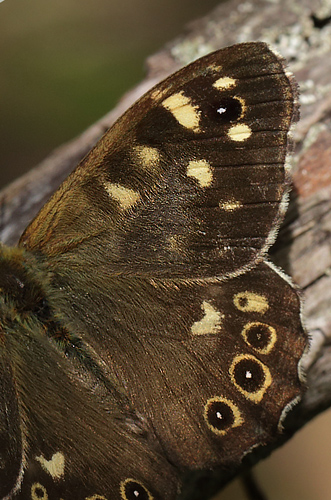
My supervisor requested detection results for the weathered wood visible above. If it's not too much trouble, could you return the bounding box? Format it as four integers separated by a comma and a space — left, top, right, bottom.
1, 0, 330, 493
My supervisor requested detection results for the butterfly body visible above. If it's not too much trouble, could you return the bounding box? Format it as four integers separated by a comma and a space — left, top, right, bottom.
0, 42, 306, 500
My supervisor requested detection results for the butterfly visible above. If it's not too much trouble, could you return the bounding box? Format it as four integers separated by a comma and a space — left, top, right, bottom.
0, 41, 307, 500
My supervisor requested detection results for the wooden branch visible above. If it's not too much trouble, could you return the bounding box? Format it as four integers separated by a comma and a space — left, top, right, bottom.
1, 0, 331, 493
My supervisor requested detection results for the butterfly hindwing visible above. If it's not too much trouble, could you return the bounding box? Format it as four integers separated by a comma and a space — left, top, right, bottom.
43, 260, 305, 474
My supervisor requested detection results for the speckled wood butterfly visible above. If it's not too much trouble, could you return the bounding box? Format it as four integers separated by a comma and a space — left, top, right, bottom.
1, 42, 306, 500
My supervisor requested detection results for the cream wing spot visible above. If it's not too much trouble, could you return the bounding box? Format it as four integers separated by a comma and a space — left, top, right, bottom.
162, 92, 201, 131
233, 291, 269, 314
35, 452, 65, 479
213, 76, 237, 90
187, 160, 213, 188
104, 183, 140, 210
227, 123, 252, 142
133, 145, 160, 170
191, 300, 223, 335
31, 483, 48, 500
219, 199, 243, 211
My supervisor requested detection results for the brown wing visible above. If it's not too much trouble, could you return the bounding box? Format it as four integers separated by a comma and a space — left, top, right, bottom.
46, 259, 305, 474
19, 42, 298, 279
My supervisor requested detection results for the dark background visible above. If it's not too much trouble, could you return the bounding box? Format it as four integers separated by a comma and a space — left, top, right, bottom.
1, 1, 331, 499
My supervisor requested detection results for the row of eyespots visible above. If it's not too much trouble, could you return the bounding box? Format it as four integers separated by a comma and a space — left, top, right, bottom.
31, 479, 151, 500
31, 483, 108, 500
204, 352, 272, 435
117, 302, 278, 476
204, 291, 277, 434
233, 291, 277, 355
191, 298, 277, 355
31, 480, 151, 500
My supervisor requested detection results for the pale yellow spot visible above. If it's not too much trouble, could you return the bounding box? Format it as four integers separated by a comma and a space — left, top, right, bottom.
31, 483, 48, 500
134, 145, 160, 169
242, 322, 277, 354
219, 199, 243, 211
233, 291, 269, 314
104, 183, 140, 210
191, 300, 223, 335
204, 396, 243, 435
35, 452, 65, 479
187, 160, 213, 188
120, 479, 153, 500
227, 123, 252, 142
213, 76, 237, 90
229, 354, 272, 403
162, 92, 201, 131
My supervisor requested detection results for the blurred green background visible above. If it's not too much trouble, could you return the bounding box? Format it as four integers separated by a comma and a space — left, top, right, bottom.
1, 2, 331, 499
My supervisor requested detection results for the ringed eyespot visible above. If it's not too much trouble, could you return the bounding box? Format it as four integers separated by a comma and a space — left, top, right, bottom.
31, 483, 48, 500
204, 396, 243, 435
229, 354, 272, 402
120, 479, 153, 500
241, 322, 277, 354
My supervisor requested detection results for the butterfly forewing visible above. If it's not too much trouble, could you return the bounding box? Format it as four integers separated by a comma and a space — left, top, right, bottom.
20, 42, 298, 279
0, 42, 306, 500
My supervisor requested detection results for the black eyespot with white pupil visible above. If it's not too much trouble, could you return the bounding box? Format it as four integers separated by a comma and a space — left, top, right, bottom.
213, 97, 242, 123
232, 358, 265, 393
204, 397, 242, 435
121, 480, 152, 500
206, 400, 234, 431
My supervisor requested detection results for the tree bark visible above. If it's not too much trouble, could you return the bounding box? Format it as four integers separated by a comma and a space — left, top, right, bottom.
1, 0, 331, 495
